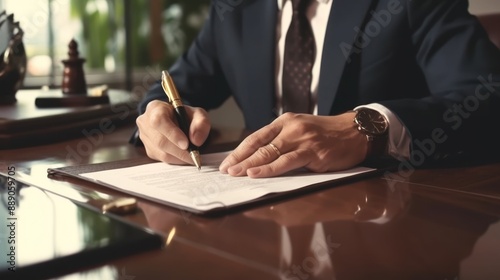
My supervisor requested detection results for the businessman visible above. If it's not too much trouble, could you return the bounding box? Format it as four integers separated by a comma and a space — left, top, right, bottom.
135, 0, 500, 178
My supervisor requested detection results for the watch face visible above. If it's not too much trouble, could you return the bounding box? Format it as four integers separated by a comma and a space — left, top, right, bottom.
355, 109, 388, 135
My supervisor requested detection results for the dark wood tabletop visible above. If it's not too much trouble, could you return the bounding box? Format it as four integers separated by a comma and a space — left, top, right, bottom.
0, 89, 139, 149
1, 124, 500, 280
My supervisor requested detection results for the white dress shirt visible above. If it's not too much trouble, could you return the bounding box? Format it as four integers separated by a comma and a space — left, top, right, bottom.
276, 0, 410, 160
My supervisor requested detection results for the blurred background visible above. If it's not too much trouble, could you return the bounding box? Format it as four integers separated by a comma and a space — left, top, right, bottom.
0, 0, 209, 89
0, 0, 498, 128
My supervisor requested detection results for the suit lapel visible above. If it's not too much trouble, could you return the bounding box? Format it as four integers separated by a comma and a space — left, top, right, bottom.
317, 0, 375, 115
242, 0, 278, 126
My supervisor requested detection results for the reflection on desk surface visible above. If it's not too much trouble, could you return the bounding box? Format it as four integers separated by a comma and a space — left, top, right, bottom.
132, 179, 500, 280
0, 175, 163, 279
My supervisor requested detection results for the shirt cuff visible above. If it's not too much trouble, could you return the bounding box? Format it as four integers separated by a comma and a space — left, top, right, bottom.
354, 103, 410, 160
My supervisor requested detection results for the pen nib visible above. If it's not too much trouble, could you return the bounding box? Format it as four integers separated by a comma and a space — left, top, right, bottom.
190, 150, 202, 171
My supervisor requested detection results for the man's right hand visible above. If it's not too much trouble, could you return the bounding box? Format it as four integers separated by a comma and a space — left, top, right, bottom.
136, 100, 211, 165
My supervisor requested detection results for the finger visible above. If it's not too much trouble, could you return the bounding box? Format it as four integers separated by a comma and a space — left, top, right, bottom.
187, 107, 211, 147
151, 131, 194, 164
137, 119, 193, 165
146, 101, 190, 150
226, 142, 285, 176
138, 102, 195, 165
247, 150, 313, 178
220, 121, 283, 173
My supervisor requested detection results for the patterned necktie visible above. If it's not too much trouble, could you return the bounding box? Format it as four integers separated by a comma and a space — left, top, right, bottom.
282, 0, 316, 113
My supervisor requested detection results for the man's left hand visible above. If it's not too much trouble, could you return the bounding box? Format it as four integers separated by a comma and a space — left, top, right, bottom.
219, 112, 368, 178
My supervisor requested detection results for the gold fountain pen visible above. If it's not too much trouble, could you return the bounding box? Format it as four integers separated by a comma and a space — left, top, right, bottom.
161, 70, 202, 170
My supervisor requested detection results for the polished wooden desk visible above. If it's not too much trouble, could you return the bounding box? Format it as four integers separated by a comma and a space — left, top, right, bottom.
0, 89, 138, 149
1, 124, 500, 280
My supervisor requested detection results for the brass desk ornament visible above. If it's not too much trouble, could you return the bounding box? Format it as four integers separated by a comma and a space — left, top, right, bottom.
34, 39, 109, 108
61, 39, 87, 95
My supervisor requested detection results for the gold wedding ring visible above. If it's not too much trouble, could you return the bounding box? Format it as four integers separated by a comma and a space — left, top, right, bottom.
268, 143, 281, 157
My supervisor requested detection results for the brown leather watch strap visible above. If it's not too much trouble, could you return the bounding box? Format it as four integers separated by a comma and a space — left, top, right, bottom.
366, 133, 388, 159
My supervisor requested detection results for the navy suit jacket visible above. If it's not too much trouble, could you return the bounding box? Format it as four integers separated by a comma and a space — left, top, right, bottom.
137, 0, 500, 163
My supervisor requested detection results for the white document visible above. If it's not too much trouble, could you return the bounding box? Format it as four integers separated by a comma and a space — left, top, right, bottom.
80, 152, 375, 212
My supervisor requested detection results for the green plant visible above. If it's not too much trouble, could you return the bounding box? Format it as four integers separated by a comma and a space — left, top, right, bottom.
69, 0, 209, 70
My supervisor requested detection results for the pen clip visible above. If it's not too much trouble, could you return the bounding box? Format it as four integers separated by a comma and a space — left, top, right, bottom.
161, 71, 183, 108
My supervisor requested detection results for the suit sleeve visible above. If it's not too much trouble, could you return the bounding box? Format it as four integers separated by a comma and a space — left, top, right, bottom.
379, 0, 500, 161
130, 2, 232, 145
137, 1, 231, 115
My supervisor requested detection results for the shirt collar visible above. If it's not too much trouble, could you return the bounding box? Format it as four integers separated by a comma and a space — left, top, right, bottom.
277, 0, 330, 10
